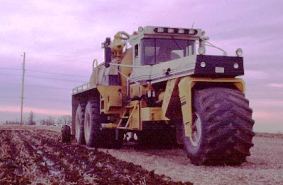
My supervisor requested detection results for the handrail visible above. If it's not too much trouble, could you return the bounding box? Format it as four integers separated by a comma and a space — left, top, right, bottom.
72, 82, 90, 94
109, 63, 147, 68
205, 41, 227, 56
92, 59, 98, 70
117, 70, 140, 97
93, 59, 99, 85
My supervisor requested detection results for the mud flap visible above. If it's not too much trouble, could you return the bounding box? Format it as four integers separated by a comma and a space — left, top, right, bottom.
174, 119, 185, 145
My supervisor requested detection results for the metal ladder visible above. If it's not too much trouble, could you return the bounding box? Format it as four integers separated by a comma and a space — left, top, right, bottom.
117, 103, 137, 129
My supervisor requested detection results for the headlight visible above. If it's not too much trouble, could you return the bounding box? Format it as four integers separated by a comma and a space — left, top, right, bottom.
178, 29, 185, 34
200, 62, 206, 68
168, 28, 174, 33
198, 46, 206, 55
233, 63, 239, 69
188, 29, 195, 34
236, 48, 243, 57
157, 27, 164, 32
138, 26, 143, 32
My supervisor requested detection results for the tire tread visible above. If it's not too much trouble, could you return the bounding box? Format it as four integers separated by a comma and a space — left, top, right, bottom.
184, 87, 254, 165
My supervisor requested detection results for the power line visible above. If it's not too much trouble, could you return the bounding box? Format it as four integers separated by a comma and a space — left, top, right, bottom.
26, 69, 89, 78
25, 75, 85, 83
0, 73, 21, 77
28, 53, 92, 58
0, 97, 20, 100
25, 97, 70, 103
0, 80, 73, 90
0, 95, 70, 100
0, 72, 87, 82
25, 84, 72, 90
0, 68, 89, 78
0, 67, 21, 71
0, 96, 70, 103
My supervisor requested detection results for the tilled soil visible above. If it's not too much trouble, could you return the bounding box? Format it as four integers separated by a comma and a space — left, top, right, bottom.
101, 135, 283, 185
2, 126, 282, 185
0, 126, 192, 185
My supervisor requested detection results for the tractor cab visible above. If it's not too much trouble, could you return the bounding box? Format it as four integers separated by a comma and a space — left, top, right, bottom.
129, 26, 205, 66
128, 26, 206, 84
128, 26, 244, 84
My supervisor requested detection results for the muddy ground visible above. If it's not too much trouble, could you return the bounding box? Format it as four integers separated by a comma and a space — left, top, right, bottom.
1, 125, 283, 185
102, 134, 283, 185
0, 125, 192, 185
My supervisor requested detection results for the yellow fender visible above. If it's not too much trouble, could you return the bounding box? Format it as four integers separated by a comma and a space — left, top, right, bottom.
97, 85, 123, 114
178, 77, 245, 138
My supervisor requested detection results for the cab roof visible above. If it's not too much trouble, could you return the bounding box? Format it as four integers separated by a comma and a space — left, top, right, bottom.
129, 26, 204, 45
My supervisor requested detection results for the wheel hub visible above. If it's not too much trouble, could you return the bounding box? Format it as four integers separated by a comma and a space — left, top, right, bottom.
190, 113, 202, 147
84, 113, 91, 143
75, 116, 80, 142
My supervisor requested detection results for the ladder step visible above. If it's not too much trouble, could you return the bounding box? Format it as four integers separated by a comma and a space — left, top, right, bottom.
117, 127, 128, 130
122, 116, 129, 119
125, 105, 134, 109
101, 123, 117, 129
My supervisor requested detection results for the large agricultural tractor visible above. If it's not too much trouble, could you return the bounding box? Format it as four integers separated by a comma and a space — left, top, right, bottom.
65, 26, 255, 165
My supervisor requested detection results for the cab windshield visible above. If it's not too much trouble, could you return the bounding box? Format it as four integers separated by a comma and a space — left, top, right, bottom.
141, 38, 195, 65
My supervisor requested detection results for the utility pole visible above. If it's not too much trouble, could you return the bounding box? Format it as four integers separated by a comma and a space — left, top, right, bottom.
20, 52, 26, 125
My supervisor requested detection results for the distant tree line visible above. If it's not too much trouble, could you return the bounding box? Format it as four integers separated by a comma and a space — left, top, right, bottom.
3, 111, 71, 126
39, 115, 71, 126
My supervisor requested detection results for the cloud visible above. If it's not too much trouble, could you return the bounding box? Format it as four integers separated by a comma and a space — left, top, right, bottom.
268, 83, 283, 88
244, 70, 269, 80
253, 110, 283, 133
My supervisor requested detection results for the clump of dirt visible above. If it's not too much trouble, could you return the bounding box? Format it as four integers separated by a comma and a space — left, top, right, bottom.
0, 128, 193, 185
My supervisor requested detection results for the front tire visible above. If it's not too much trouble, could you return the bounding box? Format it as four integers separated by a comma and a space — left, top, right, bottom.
184, 87, 255, 165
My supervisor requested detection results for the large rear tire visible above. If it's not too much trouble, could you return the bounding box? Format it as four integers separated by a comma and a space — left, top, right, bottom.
84, 97, 123, 148
184, 87, 255, 165
75, 104, 86, 144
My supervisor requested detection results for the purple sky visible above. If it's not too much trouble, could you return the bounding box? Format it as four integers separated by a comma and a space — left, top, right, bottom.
0, 0, 283, 132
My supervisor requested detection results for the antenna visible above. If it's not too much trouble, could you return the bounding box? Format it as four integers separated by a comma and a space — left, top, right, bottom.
191, 22, 195, 29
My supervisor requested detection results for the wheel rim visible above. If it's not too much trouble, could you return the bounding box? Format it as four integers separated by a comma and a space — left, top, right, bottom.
84, 112, 91, 143
190, 113, 202, 147
75, 114, 81, 142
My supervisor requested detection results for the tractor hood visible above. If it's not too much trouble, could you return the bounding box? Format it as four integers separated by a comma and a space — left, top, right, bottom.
130, 55, 196, 84
129, 55, 244, 84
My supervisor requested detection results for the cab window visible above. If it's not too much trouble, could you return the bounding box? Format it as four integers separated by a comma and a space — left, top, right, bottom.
141, 38, 195, 65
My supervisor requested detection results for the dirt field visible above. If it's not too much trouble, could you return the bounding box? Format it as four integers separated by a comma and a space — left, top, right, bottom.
102, 134, 283, 185
1, 125, 283, 185
0, 125, 191, 185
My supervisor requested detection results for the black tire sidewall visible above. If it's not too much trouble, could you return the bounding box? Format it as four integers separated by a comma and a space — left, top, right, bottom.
85, 99, 101, 147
